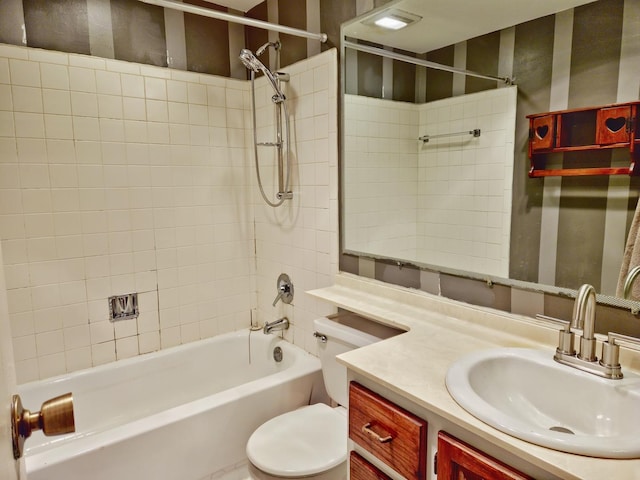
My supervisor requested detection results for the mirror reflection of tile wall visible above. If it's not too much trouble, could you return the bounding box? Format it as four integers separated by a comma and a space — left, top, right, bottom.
345, 87, 516, 278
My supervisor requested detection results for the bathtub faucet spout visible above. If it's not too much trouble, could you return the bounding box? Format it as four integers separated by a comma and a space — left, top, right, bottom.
263, 317, 289, 335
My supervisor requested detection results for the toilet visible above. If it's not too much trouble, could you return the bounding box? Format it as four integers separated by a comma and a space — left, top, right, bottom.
246, 314, 398, 479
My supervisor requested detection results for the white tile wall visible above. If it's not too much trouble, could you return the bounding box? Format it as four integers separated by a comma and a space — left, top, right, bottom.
417, 87, 516, 277
0, 44, 338, 382
343, 94, 419, 260
343, 87, 516, 278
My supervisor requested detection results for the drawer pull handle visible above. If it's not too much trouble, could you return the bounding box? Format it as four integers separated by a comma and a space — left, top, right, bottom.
362, 423, 393, 443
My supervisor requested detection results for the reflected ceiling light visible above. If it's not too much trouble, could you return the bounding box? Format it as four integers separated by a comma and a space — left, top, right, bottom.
375, 16, 409, 30
364, 9, 422, 31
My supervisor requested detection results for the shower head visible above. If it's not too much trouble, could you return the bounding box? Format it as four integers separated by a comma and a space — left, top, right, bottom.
239, 48, 286, 103
256, 40, 281, 57
239, 48, 262, 72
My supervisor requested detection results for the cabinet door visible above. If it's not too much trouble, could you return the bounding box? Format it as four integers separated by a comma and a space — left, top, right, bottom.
530, 114, 555, 151
596, 106, 631, 144
437, 432, 533, 480
350, 452, 392, 480
349, 382, 427, 480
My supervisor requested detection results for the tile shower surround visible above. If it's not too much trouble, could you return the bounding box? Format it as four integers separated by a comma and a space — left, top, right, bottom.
343, 95, 418, 261
0, 44, 338, 382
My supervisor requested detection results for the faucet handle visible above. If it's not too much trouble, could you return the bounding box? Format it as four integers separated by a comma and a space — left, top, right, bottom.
272, 273, 294, 307
600, 338, 621, 373
606, 332, 640, 352
272, 288, 286, 307
600, 332, 640, 378
535, 314, 575, 355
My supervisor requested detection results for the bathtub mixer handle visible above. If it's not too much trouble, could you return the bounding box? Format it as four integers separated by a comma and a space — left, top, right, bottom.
272, 273, 294, 307
11, 392, 75, 459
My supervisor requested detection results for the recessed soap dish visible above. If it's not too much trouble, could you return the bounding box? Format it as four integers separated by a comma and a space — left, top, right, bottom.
109, 293, 139, 322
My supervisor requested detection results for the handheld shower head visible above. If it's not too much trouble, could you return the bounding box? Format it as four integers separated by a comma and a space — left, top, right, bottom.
239, 48, 286, 103
239, 48, 261, 72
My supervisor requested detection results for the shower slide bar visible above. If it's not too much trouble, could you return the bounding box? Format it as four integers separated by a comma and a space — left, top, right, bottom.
139, 0, 327, 43
419, 129, 481, 143
344, 41, 512, 85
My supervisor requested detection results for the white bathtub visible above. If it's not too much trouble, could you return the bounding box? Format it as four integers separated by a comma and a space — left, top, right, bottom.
18, 330, 325, 480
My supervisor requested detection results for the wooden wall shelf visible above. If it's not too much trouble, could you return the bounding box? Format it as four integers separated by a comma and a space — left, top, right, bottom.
527, 101, 639, 177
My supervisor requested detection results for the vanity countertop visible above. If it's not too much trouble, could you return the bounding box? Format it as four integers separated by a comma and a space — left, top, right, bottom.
307, 272, 640, 480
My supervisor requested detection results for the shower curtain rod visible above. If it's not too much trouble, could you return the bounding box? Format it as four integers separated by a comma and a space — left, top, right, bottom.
344, 41, 512, 85
139, 0, 328, 43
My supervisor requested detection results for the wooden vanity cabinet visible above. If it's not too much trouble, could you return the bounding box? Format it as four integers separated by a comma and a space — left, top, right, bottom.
349, 382, 428, 480
437, 431, 533, 480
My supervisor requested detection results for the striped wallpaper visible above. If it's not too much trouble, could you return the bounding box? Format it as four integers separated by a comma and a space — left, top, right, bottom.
511, 0, 638, 295
0, 0, 389, 72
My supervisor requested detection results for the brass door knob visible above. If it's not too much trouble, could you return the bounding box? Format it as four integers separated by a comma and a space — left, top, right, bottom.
11, 392, 75, 459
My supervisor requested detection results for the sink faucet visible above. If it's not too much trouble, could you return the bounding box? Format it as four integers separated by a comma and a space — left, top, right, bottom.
263, 317, 289, 335
622, 265, 640, 299
551, 283, 624, 378
542, 283, 640, 379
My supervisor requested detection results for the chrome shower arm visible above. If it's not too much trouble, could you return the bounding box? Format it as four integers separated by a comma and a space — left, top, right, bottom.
256, 40, 281, 57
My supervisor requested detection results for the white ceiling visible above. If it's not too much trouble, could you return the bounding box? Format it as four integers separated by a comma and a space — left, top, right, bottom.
202, 0, 264, 13
343, 0, 597, 53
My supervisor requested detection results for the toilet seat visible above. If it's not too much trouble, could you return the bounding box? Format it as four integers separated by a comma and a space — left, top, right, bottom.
246, 403, 347, 477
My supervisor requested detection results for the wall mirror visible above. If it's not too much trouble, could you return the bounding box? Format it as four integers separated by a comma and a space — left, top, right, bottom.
340, 0, 640, 308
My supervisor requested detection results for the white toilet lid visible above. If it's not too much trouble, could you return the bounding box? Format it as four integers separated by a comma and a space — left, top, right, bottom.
246, 403, 347, 477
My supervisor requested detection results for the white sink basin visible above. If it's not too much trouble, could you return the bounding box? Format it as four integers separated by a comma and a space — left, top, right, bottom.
445, 348, 640, 458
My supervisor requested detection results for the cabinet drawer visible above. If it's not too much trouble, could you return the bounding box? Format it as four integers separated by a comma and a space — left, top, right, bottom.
437, 431, 534, 480
350, 452, 392, 480
349, 382, 427, 480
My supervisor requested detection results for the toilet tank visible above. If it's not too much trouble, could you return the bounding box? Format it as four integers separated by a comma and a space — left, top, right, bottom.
313, 313, 401, 407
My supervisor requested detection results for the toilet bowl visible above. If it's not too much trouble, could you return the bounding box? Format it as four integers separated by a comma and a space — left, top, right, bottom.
247, 404, 347, 479
246, 314, 399, 479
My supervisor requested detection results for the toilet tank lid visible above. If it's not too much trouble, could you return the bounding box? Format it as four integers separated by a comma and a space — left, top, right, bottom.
314, 316, 393, 348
